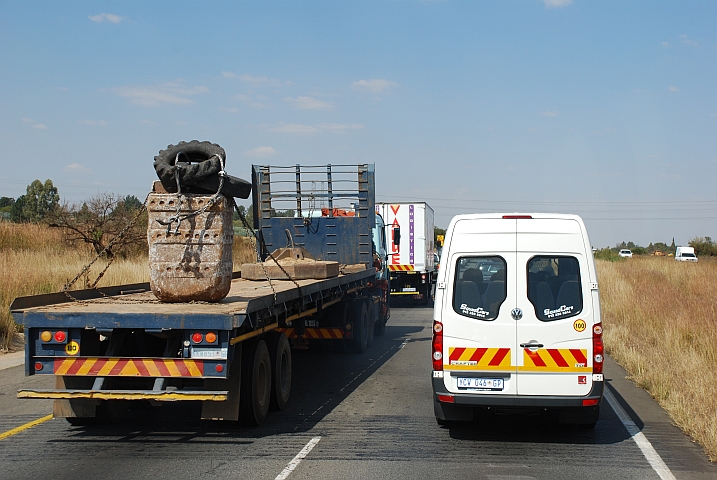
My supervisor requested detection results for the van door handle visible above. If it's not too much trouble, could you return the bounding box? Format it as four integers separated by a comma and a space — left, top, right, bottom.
520, 343, 544, 348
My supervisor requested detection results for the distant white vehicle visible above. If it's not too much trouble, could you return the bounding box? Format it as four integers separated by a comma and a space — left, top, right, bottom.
618, 249, 633, 258
675, 246, 698, 262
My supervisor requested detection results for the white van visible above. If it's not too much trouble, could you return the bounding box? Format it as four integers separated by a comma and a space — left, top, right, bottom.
432, 214, 603, 427
675, 246, 698, 262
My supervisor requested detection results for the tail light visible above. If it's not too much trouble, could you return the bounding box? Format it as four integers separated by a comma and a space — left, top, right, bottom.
432, 320, 443, 371
53, 331, 67, 343
593, 323, 603, 374
191, 332, 204, 344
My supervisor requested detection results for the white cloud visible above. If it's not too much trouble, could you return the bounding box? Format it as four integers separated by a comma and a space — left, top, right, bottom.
78, 119, 107, 126
284, 96, 333, 110
269, 123, 364, 135
89, 13, 125, 24
32, 123, 47, 129
351, 79, 398, 94
64, 163, 90, 173
680, 34, 699, 47
222, 72, 289, 87
235, 93, 270, 109
542, 111, 559, 117
243, 146, 278, 158
111, 82, 208, 106
316, 123, 365, 133
543, 0, 573, 7
271, 123, 321, 134
21, 118, 33, 124
661, 41, 670, 47
669, 86, 681, 93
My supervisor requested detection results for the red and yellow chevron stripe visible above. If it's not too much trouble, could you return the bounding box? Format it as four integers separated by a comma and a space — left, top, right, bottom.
445, 347, 511, 371
276, 327, 344, 339
53, 357, 205, 377
388, 265, 414, 271
519, 348, 591, 373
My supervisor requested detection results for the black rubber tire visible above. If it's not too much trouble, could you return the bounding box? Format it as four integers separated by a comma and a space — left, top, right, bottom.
268, 332, 292, 411
349, 302, 369, 354
239, 339, 272, 425
155, 140, 226, 166
365, 299, 375, 348
153, 140, 251, 198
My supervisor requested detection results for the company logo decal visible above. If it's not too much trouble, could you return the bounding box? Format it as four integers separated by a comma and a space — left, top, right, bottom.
460, 303, 489, 318
543, 304, 574, 319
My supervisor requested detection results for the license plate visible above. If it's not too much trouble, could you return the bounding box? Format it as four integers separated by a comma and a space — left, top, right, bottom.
190, 347, 228, 359
457, 377, 504, 391
402, 287, 417, 292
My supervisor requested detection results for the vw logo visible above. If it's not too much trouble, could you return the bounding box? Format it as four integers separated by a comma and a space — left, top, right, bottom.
511, 308, 523, 320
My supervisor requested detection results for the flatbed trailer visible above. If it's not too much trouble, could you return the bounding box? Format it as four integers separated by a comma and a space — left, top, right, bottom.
12, 162, 389, 426
12, 269, 380, 424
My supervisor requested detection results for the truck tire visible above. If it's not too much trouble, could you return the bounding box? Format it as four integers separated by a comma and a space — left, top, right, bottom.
154, 140, 225, 193
268, 332, 292, 411
239, 339, 272, 425
365, 299, 375, 348
349, 302, 369, 354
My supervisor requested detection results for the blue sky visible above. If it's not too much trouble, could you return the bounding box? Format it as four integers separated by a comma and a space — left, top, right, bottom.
1, 0, 716, 248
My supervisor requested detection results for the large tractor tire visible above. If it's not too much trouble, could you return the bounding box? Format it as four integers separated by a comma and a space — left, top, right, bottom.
349, 301, 369, 354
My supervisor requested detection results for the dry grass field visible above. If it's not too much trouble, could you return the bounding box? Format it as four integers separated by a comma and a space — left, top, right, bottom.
0, 222, 256, 351
597, 256, 717, 461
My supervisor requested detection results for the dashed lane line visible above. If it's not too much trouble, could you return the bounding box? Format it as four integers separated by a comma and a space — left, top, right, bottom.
274, 436, 322, 480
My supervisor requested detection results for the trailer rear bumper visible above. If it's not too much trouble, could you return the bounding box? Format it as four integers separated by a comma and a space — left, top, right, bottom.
17, 389, 228, 402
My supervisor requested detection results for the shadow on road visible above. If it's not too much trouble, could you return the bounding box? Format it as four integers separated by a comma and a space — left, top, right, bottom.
51, 324, 424, 443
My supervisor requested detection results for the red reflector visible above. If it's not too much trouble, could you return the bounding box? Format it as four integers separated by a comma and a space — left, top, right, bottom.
192, 332, 203, 344
582, 398, 599, 407
437, 394, 454, 403
35, 362, 43, 371
215, 364, 224, 373
502, 215, 532, 219
54, 331, 66, 343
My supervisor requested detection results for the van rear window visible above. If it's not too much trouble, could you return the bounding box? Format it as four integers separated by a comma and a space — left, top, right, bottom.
453, 256, 506, 321
527, 256, 582, 322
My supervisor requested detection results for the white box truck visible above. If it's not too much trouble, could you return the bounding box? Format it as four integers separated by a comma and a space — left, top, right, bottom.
675, 246, 698, 262
376, 202, 435, 304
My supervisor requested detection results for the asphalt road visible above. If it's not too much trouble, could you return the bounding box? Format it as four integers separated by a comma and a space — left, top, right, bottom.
0, 306, 715, 480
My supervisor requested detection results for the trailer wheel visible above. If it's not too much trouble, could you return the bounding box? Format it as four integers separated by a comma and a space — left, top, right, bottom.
365, 299, 375, 348
239, 339, 272, 425
268, 332, 292, 411
349, 302, 369, 354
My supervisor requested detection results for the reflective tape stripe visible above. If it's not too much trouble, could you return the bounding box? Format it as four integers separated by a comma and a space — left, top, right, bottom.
445, 347, 512, 371
520, 349, 591, 372
52, 358, 205, 377
276, 328, 344, 339
388, 265, 415, 271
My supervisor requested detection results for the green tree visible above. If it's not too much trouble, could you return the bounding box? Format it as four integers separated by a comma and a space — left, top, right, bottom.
11, 179, 60, 222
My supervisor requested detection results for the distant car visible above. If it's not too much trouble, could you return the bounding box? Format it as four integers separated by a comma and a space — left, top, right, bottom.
619, 249, 633, 258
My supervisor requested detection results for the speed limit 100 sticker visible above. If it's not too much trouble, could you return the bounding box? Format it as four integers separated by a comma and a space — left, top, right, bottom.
573, 319, 587, 332
65, 341, 80, 356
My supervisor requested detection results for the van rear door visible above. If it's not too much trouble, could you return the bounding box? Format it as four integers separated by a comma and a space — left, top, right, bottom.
440, 218, 517, 396
515, 218, 593, 396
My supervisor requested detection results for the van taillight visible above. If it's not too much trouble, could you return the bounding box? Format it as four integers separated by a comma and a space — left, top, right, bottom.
593, 323, 603, 374
432, 321, 443, 371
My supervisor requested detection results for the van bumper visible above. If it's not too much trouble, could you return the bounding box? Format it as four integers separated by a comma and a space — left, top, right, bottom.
432, 376, 603, 423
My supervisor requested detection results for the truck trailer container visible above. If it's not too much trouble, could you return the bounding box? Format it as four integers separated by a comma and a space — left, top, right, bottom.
376, 202, 435, 304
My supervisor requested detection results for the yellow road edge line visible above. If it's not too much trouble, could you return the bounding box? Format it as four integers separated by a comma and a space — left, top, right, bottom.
0, 414, 53, 441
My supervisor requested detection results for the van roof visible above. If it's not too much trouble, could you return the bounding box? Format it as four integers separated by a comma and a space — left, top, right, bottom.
448, 213, 586, 222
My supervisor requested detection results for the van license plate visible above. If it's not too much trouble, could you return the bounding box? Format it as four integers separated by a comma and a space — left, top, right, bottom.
457, 377, 504, 391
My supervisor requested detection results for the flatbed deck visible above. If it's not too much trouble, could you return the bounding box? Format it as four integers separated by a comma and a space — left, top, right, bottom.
12, 269, 376, 331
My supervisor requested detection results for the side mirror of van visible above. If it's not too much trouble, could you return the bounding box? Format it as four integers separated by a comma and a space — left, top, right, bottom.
393, 227, 401, 246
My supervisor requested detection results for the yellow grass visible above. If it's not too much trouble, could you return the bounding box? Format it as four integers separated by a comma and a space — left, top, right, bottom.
0, 222, 257, 351
597, 256, 717, 461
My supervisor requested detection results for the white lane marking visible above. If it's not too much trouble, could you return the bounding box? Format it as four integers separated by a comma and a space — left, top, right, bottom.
604, 389, 676, 480
274, 436, 322, 480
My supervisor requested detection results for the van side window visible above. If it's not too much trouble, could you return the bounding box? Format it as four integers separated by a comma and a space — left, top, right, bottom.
453, 256, 506, 321
527, 256, 582, 322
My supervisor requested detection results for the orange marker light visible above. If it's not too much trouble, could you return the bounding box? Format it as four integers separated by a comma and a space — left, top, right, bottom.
205, 332, 217, 344
40, 331, 52, 342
